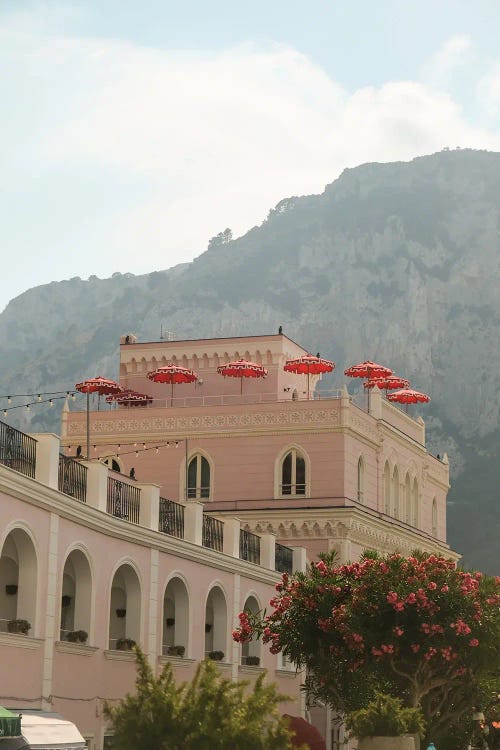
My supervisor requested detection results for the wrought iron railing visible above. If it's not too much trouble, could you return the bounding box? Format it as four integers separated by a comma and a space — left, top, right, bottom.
239, 529, 260, 565
58, 454, 87, 503
0, 419, 36, 478
106, 477, 141, 524
202, 515, 224, 552
275, 543, 293, 574
159, 497, 185, 539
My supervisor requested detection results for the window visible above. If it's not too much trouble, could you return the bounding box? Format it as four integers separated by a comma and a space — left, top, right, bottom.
281, 450, 306, 496
412, 478, 419, 527
392, 466, 400, 519
432, 498, 438, 537
187, 455, 210, 499
101, 457, 122, 473
357, 457, 364, 503
383, 462, 391, 515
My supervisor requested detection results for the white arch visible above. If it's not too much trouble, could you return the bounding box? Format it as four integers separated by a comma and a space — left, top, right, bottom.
274, 443, 310, 498
108, 558, 142, 649
404, 472, 412, 524
392, 466, 400, 519
204, 582, 228, 659
432, 497, 438, 537
162, 574, 190, 657
241, 593, 262, 664
179, 447, 214, 501
60, 545, 94, 643
357, 455, 364, 503
0, 523, 39, 636
383, 461, 391, 515
412, 477, 419, 527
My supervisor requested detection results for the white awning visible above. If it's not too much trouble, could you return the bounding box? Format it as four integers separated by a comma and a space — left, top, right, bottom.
17, 713, 86, 750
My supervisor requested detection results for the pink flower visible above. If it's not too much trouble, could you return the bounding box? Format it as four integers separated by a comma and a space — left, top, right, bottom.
469, 638, 479, 647
428, 582, 437, 590
411, 644, 421, 653
441, 585, 449, 593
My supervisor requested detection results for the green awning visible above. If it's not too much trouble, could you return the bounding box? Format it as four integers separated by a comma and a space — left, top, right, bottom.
0, 707, 22, 738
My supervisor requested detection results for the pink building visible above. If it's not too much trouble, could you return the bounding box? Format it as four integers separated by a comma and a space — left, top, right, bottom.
0, 332, 458, 750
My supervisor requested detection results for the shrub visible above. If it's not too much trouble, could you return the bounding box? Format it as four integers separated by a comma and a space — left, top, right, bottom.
346, 693, 426, 739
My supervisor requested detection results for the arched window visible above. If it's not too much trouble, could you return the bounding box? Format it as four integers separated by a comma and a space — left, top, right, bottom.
241, 595, 261, 665
384, 462, 391, 515
162, 577, 189, 657
432, 498, 438, 537
109, 564, 141, 650
392, 466, 400, 519
205, 586, 227, 659
188, 455, 211, 499
0, 528, 37, 635
357, 457, 364, 503
101, 457, 122, 473
405, 474, 411, 524
412, 478, 419, 527
281, 450, 306, 496
60, 549, 92, 642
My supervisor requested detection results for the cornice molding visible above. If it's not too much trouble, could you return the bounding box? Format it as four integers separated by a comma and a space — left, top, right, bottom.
158, 656, 196, 668
104, 649, 136, 661
55, 641, 99, 657
0, 633, 44, 650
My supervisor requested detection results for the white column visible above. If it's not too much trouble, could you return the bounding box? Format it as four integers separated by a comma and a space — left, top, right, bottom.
83, 460, 108, 512
184, 501, 203, 545
147, 549, 159, 668
369, 388, 382, 418
137, 483, 160, 531
231, 573, 241, 680
259, 533, 276, 570
29, 433, 60, 490
290, 546, 307, 573
42, 512, 59, 710
223, 518, 241, 558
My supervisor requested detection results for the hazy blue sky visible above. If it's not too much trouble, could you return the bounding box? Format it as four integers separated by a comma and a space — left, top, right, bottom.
2, 0, 500, 312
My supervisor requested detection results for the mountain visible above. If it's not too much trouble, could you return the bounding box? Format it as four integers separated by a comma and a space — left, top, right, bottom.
1, 149, 499, 572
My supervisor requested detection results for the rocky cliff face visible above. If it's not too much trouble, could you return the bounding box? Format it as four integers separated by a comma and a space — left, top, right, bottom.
1, 149, 498, 571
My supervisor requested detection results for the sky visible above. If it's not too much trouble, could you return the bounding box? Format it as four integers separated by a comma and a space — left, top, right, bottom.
1, 0, 500, 312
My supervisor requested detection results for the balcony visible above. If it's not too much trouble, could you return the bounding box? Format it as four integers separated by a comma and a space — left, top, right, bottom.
58, 455, 87, 503
275, 543, 293, 574
159, 497, 185, 539
106, 476, 141, 524
202, 515, 224, 552
0, 419, 36, 478
239, 529, 260, 564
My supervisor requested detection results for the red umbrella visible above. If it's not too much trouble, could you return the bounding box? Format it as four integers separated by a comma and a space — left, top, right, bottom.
283, 354, 335, 400
147, 364, 198, 406
217, 359, 268, 395
106, 389, 153, 406
75, 376, 123, 459
387, 388, 430, 413
284, 715, 326, 750
344, 360, 392, 410
364, 375, 410, 393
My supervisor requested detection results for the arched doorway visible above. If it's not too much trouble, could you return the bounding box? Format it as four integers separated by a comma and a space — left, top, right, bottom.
205, 586, 227, 659
0, 528, 37, 635
241, 595, 261, 666
109, 564, 141, 649
60, 549, 92, 642
162, 577, 189, 657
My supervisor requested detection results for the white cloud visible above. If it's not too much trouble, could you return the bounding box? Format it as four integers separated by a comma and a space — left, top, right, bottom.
477, 62, 500, 117
420, 34, 472, 87
1, 15, 500, 300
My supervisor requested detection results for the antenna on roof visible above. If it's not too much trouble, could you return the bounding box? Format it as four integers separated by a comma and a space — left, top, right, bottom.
160, 324, 164, 341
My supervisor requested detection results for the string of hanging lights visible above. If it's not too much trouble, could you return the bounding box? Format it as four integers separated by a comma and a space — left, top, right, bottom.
1, 393, 78, 418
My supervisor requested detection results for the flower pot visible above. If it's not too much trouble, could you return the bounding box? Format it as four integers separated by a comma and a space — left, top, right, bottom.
116, 638, 136, 651
245, 656, 260, 666
208, 651, 224, 661
166, 618, 175, 627
167, 645, 185, 657
116, 609, 126, 618
205, 623, 212, 633
8, 619, 31, 635
358, 737, 416, 750
5, 584, 18, 596
61, 595, 72, 608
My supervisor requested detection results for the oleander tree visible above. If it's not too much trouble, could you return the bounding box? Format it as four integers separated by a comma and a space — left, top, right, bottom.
104, 648, 300, 750
233, 551, 500, 740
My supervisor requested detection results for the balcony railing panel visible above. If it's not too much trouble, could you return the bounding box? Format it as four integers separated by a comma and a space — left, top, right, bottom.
58, 455, 87, 503
275, 543, 293, 574
239, 529, 260, 565
0, 420, 36, 478
202, 515, 224, 552
106, 477, 141, 524
159, 497, 185, 539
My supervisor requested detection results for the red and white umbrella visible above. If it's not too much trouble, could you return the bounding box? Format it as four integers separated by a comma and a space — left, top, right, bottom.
217, 359, 268, 395
344, 360, 392, 410
75, 376, 123, 459
387, 388, 430, 413
364, 375, 410, 393
147, 364, 198, 405
284, 354, 335, 400
106, 389, 153, 405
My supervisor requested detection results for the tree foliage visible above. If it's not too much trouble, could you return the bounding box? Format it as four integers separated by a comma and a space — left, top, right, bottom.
208, 228, 233, 248
104, 648, 299, 750
233, 551, 500, 742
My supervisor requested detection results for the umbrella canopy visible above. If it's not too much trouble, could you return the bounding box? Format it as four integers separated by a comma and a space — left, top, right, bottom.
217, 359, 268, 395
147, 364, 198, 405
387, 388, 430, 405
283, 715, 326, 750
106, 389, 153, 405
344, 360, 392, 380
75, 376, 123, 395
283, 354, 335, 400
364, 375, 410, 391
0, 706, 21, 738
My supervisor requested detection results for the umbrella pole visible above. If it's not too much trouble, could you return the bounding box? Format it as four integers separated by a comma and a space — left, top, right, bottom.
86, 391, 90, 460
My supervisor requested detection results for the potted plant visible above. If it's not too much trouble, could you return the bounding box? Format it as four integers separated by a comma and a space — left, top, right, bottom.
346, 693, 425, 750
67, 630, 88, 643
205, 623, 212, 633
61, 595, 72, 608
208, 650, 224, 661
245, 655, 261, 666
116, 637, 136, 651
116, 608, 126, 618
7, 619, 31, 635
5, 584, 18, 596
166, 617, 175, 627
167, 645, 185, 657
